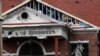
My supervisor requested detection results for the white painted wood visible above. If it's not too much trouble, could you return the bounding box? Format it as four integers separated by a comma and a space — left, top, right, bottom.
70, 40, 89, 43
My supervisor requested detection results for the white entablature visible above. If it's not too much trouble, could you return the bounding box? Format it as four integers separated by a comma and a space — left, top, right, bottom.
2, 7, 69, 39
2, 26, 68, 39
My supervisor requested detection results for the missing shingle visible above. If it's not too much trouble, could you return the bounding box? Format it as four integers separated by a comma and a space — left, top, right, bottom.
75, 1, 79, 3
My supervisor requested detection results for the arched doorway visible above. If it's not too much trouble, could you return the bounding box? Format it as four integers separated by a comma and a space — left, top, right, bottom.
19, 41, 44, 56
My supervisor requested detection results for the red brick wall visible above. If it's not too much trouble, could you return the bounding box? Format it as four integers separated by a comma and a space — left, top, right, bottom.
2, 0, 23, 12
43, 38, 55, 52
43, 38, 69, 56
4, 40, 17, 53
69, 33, 98, 56
3, 38, 69, 56
3, 33, 98, 56
59, 39, 69, 56
3, 38, 27, 53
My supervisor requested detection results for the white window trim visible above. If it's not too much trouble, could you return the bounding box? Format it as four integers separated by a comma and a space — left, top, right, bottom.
44, 52, 60, 55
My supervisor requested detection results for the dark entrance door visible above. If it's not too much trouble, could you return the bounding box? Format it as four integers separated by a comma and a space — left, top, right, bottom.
19, 42, 43, 56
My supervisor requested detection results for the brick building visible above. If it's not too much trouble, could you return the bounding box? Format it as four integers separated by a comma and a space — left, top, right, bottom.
2, 0, 100, 56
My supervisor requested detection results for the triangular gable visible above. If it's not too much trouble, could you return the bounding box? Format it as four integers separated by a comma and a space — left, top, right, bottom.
3, 7, 57, 27
25, 0, 94, 29
2, 0, 96, 29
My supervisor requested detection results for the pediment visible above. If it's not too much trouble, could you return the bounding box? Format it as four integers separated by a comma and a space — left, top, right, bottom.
2, 0, 94, 29
3, 7, 54, 27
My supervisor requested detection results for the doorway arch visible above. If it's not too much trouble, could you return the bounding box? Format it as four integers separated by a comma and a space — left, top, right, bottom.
17, 40, 46, 56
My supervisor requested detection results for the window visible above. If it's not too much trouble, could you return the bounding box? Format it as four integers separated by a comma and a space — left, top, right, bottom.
21, 12, 29, 19
70, 42, 89, 56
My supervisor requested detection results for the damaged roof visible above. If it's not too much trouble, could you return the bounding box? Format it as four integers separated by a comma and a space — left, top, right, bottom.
2, 0, 100, 27
43, 0, 100, 27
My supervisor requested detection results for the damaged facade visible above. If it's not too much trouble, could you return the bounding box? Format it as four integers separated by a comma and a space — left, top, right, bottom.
2, 0, 100, 56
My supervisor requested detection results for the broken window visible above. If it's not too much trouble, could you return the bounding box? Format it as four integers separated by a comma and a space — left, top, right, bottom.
70, 43, 89, 56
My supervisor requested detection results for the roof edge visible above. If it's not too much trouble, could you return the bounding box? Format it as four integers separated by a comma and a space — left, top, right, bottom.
2, 0, 31, 16
37, 0, 98, 28
73, 28, 100, 32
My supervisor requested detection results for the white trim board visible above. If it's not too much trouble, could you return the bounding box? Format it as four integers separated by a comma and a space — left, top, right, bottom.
73, 28, 98, 31
44, 52, 60, 55
2, 0, 31, 16
69, 40, 89, 43
37, 0, 98, 28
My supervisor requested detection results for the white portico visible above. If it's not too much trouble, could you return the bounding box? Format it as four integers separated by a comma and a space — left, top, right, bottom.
2, 7, 68, 39
2, 7, 69, 56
